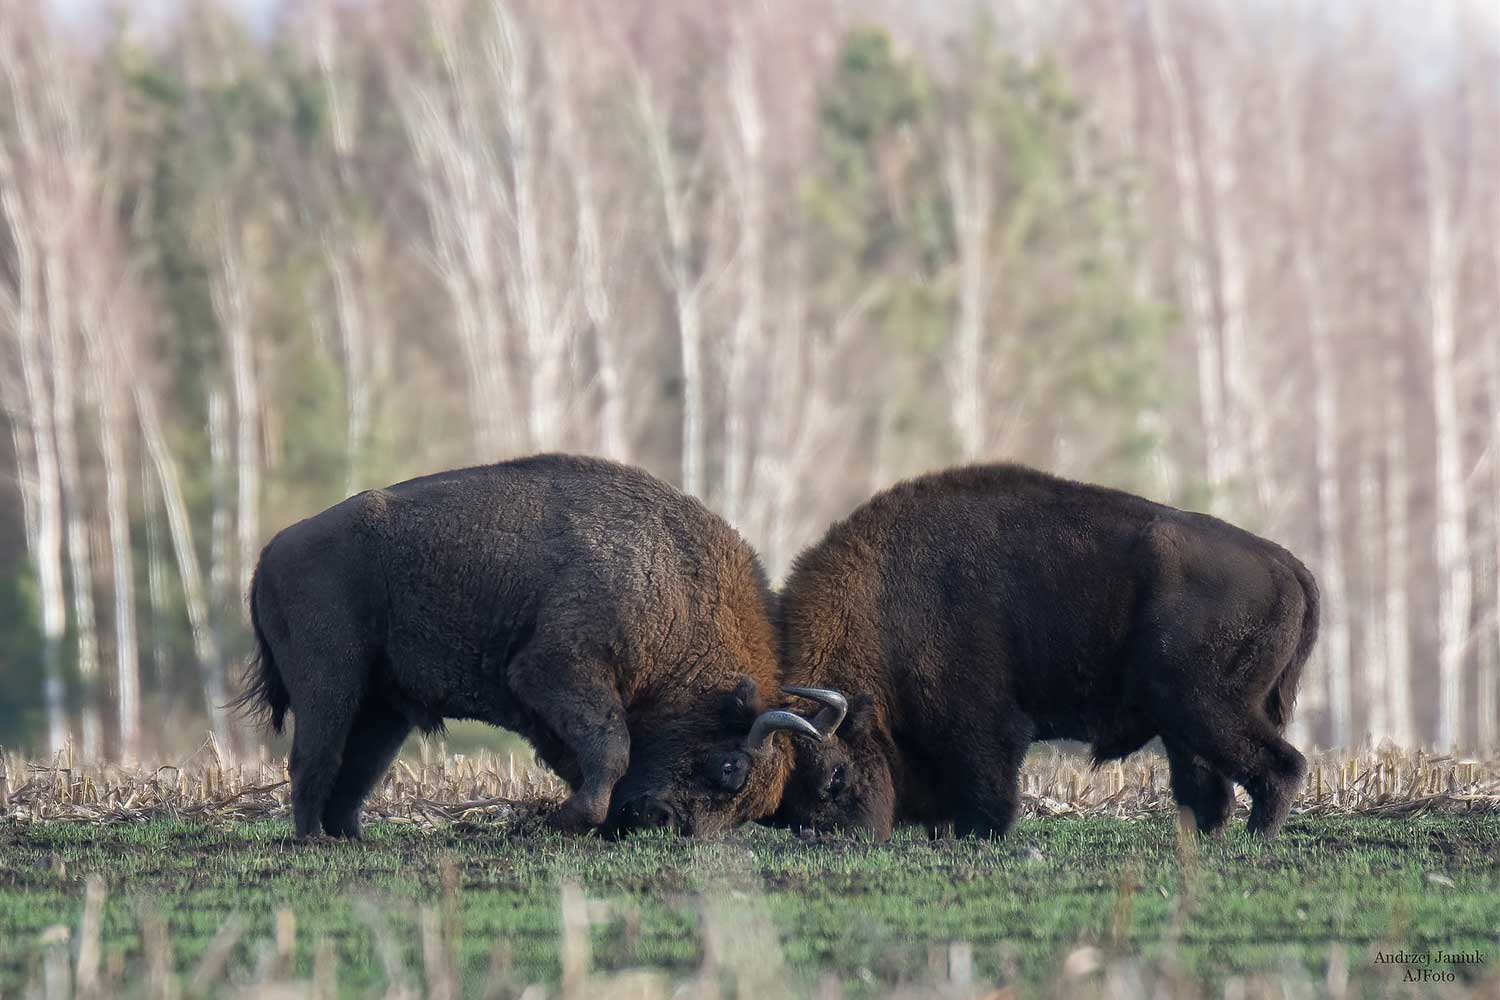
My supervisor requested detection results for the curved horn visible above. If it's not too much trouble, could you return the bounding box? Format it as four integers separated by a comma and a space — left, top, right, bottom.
746, 710, 823, 752
783, 686, 849, 736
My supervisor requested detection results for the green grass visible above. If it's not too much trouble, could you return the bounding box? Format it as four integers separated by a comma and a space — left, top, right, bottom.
2, 815, 1497, 996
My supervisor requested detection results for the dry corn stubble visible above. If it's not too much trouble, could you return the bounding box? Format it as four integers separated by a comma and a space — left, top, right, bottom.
3, 742, 1498, 827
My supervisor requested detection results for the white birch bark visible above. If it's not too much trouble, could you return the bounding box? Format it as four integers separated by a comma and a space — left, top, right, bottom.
79, 293, 139, 761
1142, 0, 1226, 503
44, 226, 103, 761
136, 384, 232, 751
1382, 352, 1415, 746
944, 120, 992, 462
396, 25, 515, 457
636, 73, 707, 498
326, 243, 372, 494
487, 4, 569, 451
208, 388, 231, 614
210, 208, 259, 620
1423, 124, 1471, 751
1274, 61, 1352, 747
0, 175, 68, 754
315, 12, 373, 494
1199, 27, 1263, 511
554, 65, 627, 460
0, 357, 39, 552
1357, 437, 1386, 742
142, 451, 170, 686
1485, 258, 1500, 750
722, 32, 766, 524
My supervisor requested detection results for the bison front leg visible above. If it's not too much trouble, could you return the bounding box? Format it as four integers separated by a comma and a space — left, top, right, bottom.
947, 716, 1032, 840
1163, 739, 1234, 835
509, 653, 629, 834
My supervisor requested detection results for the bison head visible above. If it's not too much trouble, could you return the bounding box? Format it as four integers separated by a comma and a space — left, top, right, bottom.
770, 690, 897, 840
606, 680, 840, 837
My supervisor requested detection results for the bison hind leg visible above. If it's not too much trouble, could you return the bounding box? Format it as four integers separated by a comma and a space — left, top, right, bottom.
1163, 739, 1234, 835
1162, 714, 1304, 839
322, 698, 412, 839
289, 700, 358, 839
1242, 732, 1306, 837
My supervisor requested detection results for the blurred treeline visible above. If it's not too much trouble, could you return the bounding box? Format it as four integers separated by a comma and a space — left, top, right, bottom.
0, 0, 1496, 758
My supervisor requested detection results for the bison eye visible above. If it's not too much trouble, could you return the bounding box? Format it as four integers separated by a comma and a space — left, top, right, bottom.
827, 765, 847, 798
712, 753, 749, 794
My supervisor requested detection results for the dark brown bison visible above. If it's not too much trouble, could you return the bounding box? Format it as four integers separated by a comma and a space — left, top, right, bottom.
771, 464, 1319, 841
235, 454, 824, 839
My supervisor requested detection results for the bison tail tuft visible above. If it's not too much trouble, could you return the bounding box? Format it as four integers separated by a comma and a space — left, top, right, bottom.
1267, 555, 1320, 731
229, 567, 290, 734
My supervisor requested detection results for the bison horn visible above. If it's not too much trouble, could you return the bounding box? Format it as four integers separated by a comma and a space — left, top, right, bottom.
746, 710, 823, 752
783, 686, 848, 736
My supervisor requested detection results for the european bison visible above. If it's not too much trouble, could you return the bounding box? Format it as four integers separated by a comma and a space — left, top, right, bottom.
772, 464, 1319, 840
235, 454, 824, 839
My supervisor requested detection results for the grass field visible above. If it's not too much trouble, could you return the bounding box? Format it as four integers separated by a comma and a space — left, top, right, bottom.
2, 814, 1499, 998
3, 747, 1499, 997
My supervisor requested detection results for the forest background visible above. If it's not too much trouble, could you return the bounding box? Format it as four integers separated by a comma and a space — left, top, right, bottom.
2, 0, 1498, 760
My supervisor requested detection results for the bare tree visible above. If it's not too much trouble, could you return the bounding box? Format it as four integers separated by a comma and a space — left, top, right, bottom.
0, 145, 68, 754
1423, 109, 1472, 751
553, 51, 630, 461
943, 117, 993, 462
1142, 0, 1228, 505
721, 27, 768, 522
395, 6, 518, 458
210, 205, 260, 620
78, 273, 140, 760
635, 68, 711, 497
314, 5, 378, 495
1382, 350, 1415, 746
136, 381, 233, 751
1274, 36, 1352, 747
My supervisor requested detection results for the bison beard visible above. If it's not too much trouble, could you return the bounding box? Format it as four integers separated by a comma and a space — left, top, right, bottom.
772, 464, 1319, 841
232, 454, 810, 839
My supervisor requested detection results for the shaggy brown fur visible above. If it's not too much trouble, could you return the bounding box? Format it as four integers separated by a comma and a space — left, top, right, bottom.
771, 464, 1319, 840
235, 454, 794, 838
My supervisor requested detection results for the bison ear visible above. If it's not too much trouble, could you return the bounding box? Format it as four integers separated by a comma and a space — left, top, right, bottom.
721, 677, 763, 731
843, 693, 878, 736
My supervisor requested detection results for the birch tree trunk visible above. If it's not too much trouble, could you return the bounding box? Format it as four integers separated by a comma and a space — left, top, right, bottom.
143, 452, 171, 691
208, 388, 231, 616
0, 175, 69, 754
1424, 124, 1471, 751
136, 384, 233, 751
211, 209, 259, 620
79, 294, 140, 761
315, 15, 374, 495
1142, 0, 1226, 502
636, 75, 707, 498
396, 17, 516, 458
944, 120, 992, 462
555, 65, 627, 461
488, 4, 569, 452
1382, 352, 1414, 746
722, 31, 766, 524
326, 243, 373, 494
1357, 435, 1386, 742
1485, 251, 1500, 751
1275, 65, 1352, 748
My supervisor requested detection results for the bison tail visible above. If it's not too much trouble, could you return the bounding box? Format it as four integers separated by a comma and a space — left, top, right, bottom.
229, 566, 291, 734
1267, 555, 1320, 731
